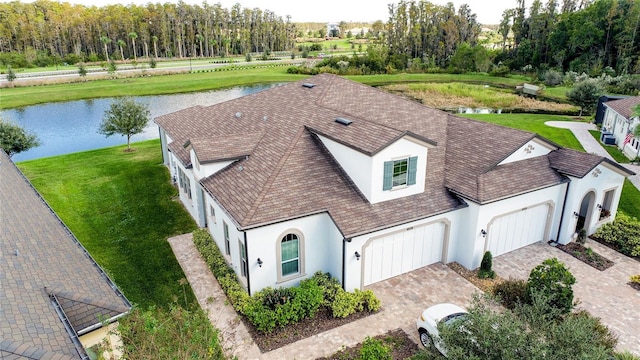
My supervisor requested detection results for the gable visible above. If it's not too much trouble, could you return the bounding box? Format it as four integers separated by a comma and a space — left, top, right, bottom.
498, 137, 558, 165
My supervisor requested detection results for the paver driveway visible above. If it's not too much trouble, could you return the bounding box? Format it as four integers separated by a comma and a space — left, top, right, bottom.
169, 233, 480, 359
493, 241, 640, 355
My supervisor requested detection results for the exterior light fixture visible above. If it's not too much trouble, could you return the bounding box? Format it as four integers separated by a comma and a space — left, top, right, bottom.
480, 229, 487, 237
597, 204, 602, 209
355, 251, 361, 261
257, 258, 263, 267
573, 211, 580, 218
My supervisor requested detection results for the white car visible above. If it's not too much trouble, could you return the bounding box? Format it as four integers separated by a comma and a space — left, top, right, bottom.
416, 303, 468, 356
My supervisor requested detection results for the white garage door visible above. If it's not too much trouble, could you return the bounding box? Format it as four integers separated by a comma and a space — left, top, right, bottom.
363, 222, 446, 286
487, 204, 550, 257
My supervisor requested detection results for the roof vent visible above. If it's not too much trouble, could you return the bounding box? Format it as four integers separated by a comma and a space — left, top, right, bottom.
183, 139, 191, 148
235, 112, 242, 118
302, 83, 316, 88
335, 117, 352, 126
263, 115, 268, 121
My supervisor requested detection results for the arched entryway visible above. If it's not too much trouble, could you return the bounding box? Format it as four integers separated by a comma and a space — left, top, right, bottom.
576, 191, 596, 233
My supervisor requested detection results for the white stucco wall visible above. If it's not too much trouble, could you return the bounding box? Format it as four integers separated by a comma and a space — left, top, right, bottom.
318, 135, 429, 204
318, 135, 373, 199
370, 137, 429, 203
246, 213, 343, 294
499, 138, 556, 165
558, 163, 627, 242
344, 210, 464, 291
458, 184, 567, 269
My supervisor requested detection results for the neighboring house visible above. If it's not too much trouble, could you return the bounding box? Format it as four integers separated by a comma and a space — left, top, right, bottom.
155, 74, 634, 295
602, 96, 640, 160
1, 150, 131, 359
594, 95, 628, 126
326, 22, 340, 37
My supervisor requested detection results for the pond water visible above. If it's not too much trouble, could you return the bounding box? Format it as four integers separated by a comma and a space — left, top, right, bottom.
3, 84, 278, 162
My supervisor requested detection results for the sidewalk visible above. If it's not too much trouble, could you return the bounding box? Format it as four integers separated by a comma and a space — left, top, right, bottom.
168, 233, 479, 360
545, 121, 640, 190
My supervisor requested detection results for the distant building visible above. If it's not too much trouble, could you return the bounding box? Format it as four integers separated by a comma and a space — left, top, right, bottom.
326, 22, 340, 37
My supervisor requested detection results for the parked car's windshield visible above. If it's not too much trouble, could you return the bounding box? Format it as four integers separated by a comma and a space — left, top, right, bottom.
442, 312, 468, 326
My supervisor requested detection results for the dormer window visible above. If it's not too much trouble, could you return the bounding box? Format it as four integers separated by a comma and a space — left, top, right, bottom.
383, 156, 417, 190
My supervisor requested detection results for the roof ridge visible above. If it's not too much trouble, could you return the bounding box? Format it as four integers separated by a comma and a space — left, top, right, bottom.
243, 126, 307, 223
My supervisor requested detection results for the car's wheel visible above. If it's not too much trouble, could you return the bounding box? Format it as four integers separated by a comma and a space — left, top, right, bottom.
418, 328, 433, 348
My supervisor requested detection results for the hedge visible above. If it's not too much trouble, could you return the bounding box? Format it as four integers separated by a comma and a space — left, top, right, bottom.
192, 229, 381, 333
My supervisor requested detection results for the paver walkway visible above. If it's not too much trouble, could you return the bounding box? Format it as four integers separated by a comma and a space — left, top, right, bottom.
169, 233, 480, 359
493, 241, 640, 355
545, 121, 640, 190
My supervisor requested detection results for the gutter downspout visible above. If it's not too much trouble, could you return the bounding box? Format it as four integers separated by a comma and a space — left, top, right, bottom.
555, 181, 571, 243
244, 232, 251, 296
342, 238, 349, 290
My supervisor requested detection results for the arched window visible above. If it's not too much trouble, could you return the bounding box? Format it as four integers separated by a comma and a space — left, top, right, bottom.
280, 233, 299, 277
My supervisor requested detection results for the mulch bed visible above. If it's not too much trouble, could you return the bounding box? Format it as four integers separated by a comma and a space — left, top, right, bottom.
315, 328, 420, 360
555, 242, 614, 271
447, 262, 504, 293
589, 236, 640, 263
245, 307, 377, 352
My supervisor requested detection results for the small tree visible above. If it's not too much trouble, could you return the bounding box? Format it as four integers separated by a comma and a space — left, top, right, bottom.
107, 59, 117, 75
6, 65, 16, 86
478, 251, 495, 279
149, 57, 157, 69
98, 98, 150, 151
0, 117, 40, 157
77, 63, 87, 78
566, 78, 604, 118
527, 258, 576, 314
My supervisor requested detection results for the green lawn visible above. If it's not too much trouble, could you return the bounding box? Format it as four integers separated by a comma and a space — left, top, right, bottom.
0, 66, 307, 108
17, 140, 197, 308
460, 113, 584, 151
588, 130, 631, 163
1, 70, 531, 109
620, 179, 640, 219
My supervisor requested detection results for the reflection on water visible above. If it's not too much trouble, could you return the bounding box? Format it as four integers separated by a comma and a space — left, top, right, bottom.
3, 84, 278, 161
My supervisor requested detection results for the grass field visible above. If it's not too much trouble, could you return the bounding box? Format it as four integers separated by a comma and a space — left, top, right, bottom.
17, 140, 197, 308
619, 179, 640, 219
460, 113, 584, 151
0, 66, 307, 109
1, 70, 539, 109
385, 82, 576, 112
588, 130, 631, 163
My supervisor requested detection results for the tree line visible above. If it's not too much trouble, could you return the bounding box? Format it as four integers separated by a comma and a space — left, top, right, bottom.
0, 0, 295, 66
497, 0, 640, 75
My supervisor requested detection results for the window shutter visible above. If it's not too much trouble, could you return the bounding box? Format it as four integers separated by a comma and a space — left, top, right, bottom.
383, 161, 393, 190
407, 156, 418, 185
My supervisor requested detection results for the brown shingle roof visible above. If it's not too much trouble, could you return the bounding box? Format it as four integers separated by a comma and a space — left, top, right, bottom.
548, 148, 635, 177
605, 96, 640, 119
191, 133, 264, 163
0, 150, 131, 359
156, 74, 627, 237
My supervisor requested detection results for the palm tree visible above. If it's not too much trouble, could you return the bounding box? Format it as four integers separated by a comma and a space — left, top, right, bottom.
129, 32, 138, 60
117, 39, 126, 60
100, 36, 111, 61
152, 35, 159, 58
196, 34, 204, 57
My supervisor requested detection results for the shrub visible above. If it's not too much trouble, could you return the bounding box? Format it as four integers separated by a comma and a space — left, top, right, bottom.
544, 69, 564, 86
630, 274, 640, 284
478, 251, 495, 279
576, 228, 587, 245
193, 230, 380, 333
359, 336, 391, 360
493, 277, 529, 309
527, 258, 576, 314
331, 290, 360, 318
489, 64, 511, 77
593, 213, 640, 257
